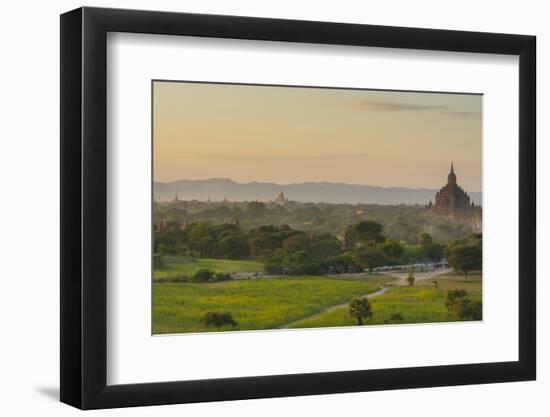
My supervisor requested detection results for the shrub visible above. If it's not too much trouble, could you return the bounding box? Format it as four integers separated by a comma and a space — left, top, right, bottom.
200, 312, 238, 329
192, 269, 214, 282
455, 299, 482, 320
406, 265, 415, 286
445, 289, 467, 309
445, 289, 481, 320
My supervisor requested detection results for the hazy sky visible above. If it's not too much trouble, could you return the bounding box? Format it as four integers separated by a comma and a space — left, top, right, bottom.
153, 81, 482, 191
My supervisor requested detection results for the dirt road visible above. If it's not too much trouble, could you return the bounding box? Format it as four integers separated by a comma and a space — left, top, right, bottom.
278, 268, 453, 329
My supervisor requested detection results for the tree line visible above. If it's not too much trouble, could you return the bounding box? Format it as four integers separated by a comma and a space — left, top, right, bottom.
155, 199, 482, 244
155, 219, 482, 278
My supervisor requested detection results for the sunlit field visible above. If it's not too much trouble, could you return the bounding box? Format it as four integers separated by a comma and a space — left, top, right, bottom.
288, 273, 482, 328
153, 275, 392, 334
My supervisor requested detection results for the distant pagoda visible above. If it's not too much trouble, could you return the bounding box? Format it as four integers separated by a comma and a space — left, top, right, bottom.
274, 188, 289, 204
430, 162, 475, 213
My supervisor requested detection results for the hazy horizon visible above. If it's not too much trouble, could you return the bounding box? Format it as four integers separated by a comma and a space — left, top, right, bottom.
153, 82, 482, 192
155, 176, 476, 191
154, 177, 482, 206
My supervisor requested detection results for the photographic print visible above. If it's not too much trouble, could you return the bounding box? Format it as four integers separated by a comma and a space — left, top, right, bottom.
152, 81, 482, 335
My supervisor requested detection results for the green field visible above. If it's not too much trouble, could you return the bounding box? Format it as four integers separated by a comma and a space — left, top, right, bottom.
154, 256, 264, 280
153, 257, 482, 334
288, 274, 482, 328
153, 275, 391, 334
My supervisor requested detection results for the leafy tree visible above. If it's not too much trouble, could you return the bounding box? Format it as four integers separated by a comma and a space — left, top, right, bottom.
200, 312, 238, 329
188, 222, 216, 257
217, 234, 250, 259
349, 297, 373, 325
418, 232, 444, 262
281, 233, 310, 256
353, 246, 386, 274
381, 238, 405, 262
446, 244, 482, 279
352, 220, 385, 246
309, 238, 342, 260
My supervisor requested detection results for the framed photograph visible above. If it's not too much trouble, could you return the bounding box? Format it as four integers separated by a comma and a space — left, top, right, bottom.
60, 7, 536, 409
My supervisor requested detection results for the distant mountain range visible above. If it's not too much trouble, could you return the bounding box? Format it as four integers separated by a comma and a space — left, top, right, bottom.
154, 178, 482, 206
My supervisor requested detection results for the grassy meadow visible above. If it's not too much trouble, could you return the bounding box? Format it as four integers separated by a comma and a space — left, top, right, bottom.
153, 257, 482, 334
288, 273, 482, 328
153, 273, 391, 334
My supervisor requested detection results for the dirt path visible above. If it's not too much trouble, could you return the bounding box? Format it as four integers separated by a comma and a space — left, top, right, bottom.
278, 287, 391, 329
277, 268, 453, 329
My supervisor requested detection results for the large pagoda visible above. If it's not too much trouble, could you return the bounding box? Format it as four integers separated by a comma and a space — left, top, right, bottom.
430, 163, 474, 213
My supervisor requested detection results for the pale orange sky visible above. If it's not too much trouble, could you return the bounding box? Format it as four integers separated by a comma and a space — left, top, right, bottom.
153, 81, 482, 191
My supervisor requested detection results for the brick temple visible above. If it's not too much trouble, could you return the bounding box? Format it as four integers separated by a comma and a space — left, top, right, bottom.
427, 163, 475, 213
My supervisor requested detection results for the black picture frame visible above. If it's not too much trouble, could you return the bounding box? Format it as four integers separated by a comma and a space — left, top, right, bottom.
60, 6, 536, 410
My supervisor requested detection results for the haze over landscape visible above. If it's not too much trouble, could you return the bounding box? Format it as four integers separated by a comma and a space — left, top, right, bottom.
154, 178, 482, 205
153, 81, 482, 193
